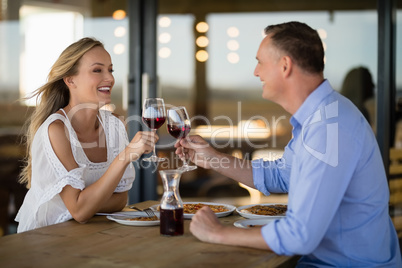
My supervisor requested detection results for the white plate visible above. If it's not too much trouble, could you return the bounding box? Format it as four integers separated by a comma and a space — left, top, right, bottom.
236, 203, 287, 219
150, 202, 236, 219
234, 218, 278, 229
106, 212, 160, 226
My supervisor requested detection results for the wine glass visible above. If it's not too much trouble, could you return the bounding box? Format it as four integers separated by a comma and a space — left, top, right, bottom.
142, 98, 166, 162
167, 107, 197, 171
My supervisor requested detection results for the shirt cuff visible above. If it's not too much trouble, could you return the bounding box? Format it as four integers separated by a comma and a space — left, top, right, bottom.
252, 158, 271, 196
261, 219, 291, 255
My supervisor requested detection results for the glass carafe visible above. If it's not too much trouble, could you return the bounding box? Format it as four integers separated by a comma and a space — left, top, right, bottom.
159, 169, 184, 236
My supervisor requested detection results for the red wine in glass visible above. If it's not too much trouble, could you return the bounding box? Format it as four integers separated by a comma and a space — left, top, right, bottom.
143, 117, 166, 129
167, 107, 197, 171
160, 208, 184, 236
142, 98, 166, 162
167, 125, 191, 139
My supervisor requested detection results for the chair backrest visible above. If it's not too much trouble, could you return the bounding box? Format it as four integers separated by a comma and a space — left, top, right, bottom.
390, 148, 402, 175
389, 148, 402, 238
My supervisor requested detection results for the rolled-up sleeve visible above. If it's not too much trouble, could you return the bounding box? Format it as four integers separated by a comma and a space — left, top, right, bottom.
252, 147, 292, 195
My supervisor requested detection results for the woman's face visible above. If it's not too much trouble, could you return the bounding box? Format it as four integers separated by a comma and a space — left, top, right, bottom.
67, 46, 115, 106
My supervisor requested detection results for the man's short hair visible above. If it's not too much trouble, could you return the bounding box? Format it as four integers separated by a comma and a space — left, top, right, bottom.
264, 21, 324, 74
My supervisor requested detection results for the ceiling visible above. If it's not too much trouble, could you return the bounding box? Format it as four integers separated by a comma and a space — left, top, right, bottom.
158, 0, 381, 14
90, 0, 402, 17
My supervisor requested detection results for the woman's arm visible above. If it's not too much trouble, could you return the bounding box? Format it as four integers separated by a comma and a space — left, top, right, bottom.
49, 120, 156, 223
97, 192, 128, 213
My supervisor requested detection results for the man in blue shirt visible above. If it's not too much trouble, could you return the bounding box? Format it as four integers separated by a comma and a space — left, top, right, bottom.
176, 21, 401, 267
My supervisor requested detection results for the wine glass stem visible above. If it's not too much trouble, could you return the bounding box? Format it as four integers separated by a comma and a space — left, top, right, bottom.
181, 143, 189, 167
152, 129, 157, 158
182, 156, 189, 167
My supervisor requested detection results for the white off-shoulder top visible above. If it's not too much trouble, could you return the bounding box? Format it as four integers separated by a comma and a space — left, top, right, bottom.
15, 109, 135, 232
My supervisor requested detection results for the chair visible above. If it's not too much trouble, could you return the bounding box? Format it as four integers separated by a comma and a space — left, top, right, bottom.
389, 148, 402, 238
0, 134, 27, 235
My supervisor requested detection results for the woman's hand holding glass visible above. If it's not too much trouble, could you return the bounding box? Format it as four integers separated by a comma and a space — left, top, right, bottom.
142, 98, 166, 162
122, 131, 159, 163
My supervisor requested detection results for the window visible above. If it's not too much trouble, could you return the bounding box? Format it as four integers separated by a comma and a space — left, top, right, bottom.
19, 6, 83, 105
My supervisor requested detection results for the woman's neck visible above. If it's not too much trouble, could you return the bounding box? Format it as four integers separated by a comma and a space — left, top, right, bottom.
63, 104, 100, 134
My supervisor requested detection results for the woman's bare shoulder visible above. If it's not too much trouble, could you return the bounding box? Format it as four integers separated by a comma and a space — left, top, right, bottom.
47, 117, 77, 171
48, 119, 70, 151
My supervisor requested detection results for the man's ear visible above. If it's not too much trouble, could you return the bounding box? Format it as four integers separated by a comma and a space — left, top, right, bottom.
63, 76, 75, 88
281, 56, 292, 77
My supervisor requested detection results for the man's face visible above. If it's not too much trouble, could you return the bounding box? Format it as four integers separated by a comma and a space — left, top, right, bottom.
254, 35, 284, 102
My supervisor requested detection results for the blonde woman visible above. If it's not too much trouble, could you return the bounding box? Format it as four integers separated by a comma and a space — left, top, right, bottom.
15, 37, 157, 232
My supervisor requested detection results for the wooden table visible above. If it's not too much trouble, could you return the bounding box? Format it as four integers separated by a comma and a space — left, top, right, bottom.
0, 201, 298, 268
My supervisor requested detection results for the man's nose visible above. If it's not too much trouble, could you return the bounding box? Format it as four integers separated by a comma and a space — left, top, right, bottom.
253, 66, 259, 77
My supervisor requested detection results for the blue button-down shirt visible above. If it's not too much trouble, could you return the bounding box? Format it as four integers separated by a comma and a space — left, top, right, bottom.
252, 80, 401, 267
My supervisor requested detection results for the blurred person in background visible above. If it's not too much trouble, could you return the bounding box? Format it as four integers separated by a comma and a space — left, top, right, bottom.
340, 66, 375, 126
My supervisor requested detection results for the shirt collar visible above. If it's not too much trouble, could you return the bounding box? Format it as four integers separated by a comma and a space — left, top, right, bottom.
290, 79, 334, 127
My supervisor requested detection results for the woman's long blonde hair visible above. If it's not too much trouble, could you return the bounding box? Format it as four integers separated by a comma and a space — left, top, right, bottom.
20, 37, 104, 188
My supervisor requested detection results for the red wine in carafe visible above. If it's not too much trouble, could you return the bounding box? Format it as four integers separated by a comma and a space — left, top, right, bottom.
167, 125, 191, 139
160, 208, 184, 236
143, 117, 166, 129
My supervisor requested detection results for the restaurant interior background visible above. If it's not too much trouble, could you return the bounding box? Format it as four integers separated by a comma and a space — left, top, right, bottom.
0, 0, 402, 243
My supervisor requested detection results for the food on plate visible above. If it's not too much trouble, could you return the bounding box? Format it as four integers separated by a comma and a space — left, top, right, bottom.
155, 203, 229, 214
247, 224, 263, 228
183, 203, 228, 214
241, 204, 287, 216
126, 216, 158, 221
